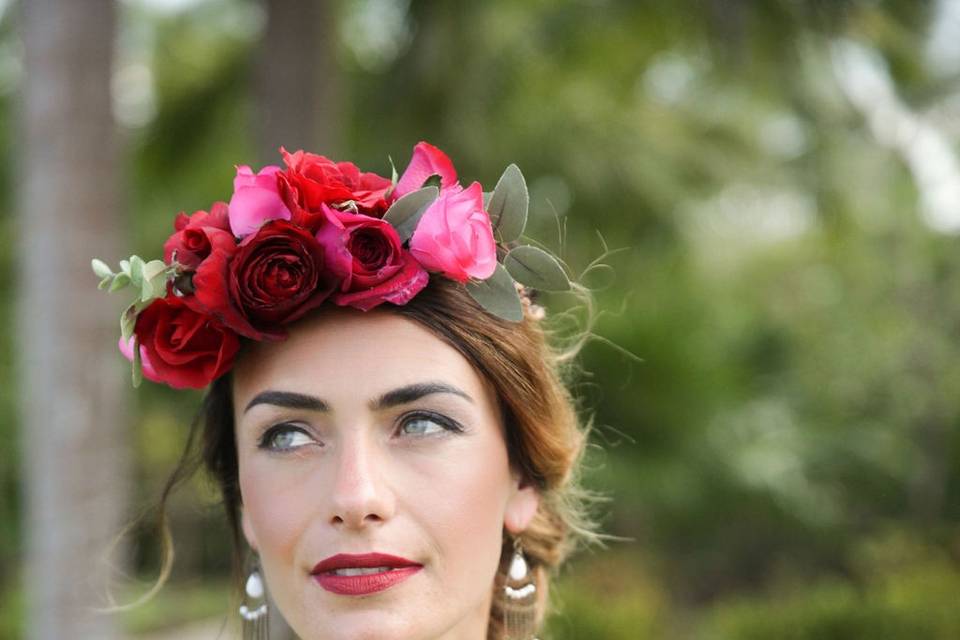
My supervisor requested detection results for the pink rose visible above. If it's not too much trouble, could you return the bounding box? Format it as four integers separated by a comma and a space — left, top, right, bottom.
409, 181, 497, 282
119, 335, 160, 383
394, 141, 459, 199
228, 165, 291, 238
316, 204, 429, 311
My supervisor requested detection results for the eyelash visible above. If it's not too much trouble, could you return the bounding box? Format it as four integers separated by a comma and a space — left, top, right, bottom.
256, 411, 464, 451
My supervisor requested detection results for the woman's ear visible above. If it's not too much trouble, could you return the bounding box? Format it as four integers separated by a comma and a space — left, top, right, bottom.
240, 506, 259, 553
504, 480, 540, 534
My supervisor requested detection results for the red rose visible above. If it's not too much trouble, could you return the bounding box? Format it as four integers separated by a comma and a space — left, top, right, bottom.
222, 219, 335, 336
315, 204, 429, 311
132, 295, 240, 389
278, 148, 393, 228
163, 202, 233, 269
332, 252, 429, 312
187, 238, 244, 331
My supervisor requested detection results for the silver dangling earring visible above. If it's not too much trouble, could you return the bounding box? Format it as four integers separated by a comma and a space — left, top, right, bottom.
503, 536, 539, 640
240, 561, 269, 640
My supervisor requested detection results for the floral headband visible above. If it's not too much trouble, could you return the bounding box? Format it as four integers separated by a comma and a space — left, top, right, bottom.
92, 142, 571, 390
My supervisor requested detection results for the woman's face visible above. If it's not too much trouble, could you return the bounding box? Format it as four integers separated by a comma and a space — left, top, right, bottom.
232, 308, 539, 640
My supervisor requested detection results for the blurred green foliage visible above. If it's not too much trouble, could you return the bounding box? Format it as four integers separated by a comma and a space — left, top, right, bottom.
702, 531, 960, 639
119, 581, 234, 635
4, 0, 960, 637
546, 549, 667, 639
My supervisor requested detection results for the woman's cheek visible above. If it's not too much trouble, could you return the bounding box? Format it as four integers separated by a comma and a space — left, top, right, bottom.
240, 455, 317, 560
409, 436, 512, 592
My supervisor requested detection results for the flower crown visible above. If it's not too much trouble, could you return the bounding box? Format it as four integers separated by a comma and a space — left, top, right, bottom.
92, 142, 571, 389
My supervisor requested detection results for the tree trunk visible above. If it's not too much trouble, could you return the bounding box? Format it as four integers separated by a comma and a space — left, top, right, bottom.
19, 1, 129, 638
255, 0, 340, 164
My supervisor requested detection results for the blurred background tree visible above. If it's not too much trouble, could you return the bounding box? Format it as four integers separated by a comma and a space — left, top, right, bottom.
17, 0, 128, 639
3, 0, 960, 638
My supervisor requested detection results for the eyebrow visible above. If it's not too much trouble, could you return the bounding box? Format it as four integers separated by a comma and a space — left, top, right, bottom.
372, 382, 474, 410
243, 381, 474, 415
243, 390, 329, 414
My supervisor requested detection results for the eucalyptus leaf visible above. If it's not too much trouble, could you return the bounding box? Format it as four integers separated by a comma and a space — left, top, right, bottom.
465, 263, 523, 322
504, 246, 570, 291
119, 259, 131, 275
131, 337, 143, 388
98, 275, 112, 290
487, 164, 528, 244
120, 305, 137, 342
382, 186, 439, 242
129, 255, 145, 286
483, 191, 492, 209
140, 260, 169, 302
91, 258, 113, 279
109, 273, 131, 292
141, 276, 168, 303
139, 279, 155, 302
142, 259, 167, 282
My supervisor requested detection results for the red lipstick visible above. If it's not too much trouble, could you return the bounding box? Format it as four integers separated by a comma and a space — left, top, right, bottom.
311, 553, 422, 596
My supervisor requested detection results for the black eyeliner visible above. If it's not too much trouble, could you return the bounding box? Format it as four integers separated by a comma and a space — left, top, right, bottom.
258, 422, 312, 450
400, 410, 466, 434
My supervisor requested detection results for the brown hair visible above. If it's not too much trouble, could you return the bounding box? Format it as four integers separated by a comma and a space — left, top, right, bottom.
152, 277, 600, 638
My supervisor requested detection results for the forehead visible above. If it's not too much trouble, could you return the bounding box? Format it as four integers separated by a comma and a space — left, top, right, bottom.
232, 308, 487, 403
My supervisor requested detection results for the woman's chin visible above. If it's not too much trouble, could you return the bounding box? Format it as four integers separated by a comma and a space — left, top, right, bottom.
293, 609, 419, 640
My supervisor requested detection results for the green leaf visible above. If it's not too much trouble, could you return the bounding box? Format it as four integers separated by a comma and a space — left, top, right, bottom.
382, 186, 439, 242
120, 304, 137, 342
131, 337, 143, 388
142, 259, 168, 282
128, 255, 145, 286
140, 279, 155, 302
140, 260, 169, 302
465, 263, 523, 322
384, 156, 400, 200
121, 297, 156, 344
487, 164, 528, 244
389, 155, 398, 186
504, 246, 570, 291
98, 275, 112, 290
91, 258, 113, 279
141, 278, 169, 303
109, 273, 131, 292
119, 259, 131, 274
483, 191, 493, 208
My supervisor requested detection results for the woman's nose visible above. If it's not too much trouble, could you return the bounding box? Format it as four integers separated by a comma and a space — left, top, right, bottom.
327, 432, 395, 529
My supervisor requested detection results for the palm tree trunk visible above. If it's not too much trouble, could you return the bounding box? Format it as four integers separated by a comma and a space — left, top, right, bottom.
255, 0, 340, 164
19, 1, 129, 638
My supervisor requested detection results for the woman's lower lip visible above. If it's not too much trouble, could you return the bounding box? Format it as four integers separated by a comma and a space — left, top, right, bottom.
313, 566, 422, 595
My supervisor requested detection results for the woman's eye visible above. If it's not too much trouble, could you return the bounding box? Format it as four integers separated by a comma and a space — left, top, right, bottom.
260, 424, 316, 451
399, 413, 460, 437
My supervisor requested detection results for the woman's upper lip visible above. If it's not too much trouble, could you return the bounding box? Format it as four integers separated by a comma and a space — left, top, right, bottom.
311, 553, 421, 574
